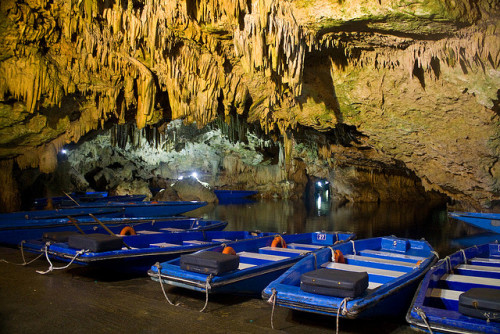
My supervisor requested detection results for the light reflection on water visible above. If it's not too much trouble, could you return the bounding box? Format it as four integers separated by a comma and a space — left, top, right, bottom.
191, 198, 486, 257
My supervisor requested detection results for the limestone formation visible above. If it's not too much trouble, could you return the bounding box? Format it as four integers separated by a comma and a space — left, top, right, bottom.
0, 0, 499, 210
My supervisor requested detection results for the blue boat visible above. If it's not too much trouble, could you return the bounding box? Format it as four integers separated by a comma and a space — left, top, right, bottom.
0, 217, 228, 246
406, 243, 500, 334
33, 193, 147, 209
214, 190, 258, 201
148, 232, 355, 297
23, 230, 268, 275
449, 212, 500, 234
60, 200, 208, 218
261, 236, 437, 321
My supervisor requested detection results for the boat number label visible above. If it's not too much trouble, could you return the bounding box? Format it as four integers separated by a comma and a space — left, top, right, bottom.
316, 233, 327, 241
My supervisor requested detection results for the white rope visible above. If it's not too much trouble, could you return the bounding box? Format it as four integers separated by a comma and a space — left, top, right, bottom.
328, 246, 335, 261
0, 241, 44, 266
443, 256, 454, 274
460, 249, 467, 264
200, 274, 213, 312
431, 250, 439, 259
154, 262, 178, 306
415, 307, 433, 334
336, 297, 351, 334
350, 240, 356, 254
267, 288, 277, 330
36, 243, 86, 275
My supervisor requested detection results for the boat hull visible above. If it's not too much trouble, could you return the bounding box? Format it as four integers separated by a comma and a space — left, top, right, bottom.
449, 212, 500, 234
262, 236, 437, 319
406, 242, 500, 334
148, 232, 355, 295
22, 230, 266, 275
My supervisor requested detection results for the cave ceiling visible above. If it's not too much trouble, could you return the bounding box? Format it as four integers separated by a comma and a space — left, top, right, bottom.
0, 0, 499, 208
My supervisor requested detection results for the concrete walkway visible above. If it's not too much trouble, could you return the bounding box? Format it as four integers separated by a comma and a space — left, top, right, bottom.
0, 246, 411, 333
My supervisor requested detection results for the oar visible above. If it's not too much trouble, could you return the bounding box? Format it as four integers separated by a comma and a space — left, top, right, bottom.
66, 216, 86, 234
89, 213, 131, 249
64, 191, 81, 207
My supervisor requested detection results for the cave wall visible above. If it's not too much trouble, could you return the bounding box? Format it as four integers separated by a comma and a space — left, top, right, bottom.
0, 0, 499, 210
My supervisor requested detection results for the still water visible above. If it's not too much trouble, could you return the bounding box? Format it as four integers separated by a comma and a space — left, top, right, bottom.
193, 197, 481, 258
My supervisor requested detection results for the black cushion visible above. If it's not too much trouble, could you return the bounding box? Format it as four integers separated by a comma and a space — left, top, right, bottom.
459, 288, 500, 321
180, 251, 240, 275
68, 233, 123, 252
300, 268, 369, 298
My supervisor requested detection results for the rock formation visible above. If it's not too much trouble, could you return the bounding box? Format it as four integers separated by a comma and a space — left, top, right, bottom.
0, 0, 499, 210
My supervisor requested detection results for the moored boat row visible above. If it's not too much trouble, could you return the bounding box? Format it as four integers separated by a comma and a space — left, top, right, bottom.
1, 204, 499, 333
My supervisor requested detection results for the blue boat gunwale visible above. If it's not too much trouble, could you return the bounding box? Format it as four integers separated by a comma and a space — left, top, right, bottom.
149, 232, 356, 293
406, 242, 500, 334
261, 236, 438, 319
22, 230, 266, 264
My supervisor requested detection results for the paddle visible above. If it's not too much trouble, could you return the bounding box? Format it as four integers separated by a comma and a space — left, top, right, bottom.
66, 216, 86, 234
89, 213, 132, 249
64, 191, 81, 206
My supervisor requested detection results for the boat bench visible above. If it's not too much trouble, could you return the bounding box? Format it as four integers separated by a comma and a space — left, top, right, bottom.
358, 250, 425, 264
136, 230, 163, 235
322, 261, 407, 286
287, 243, 323, 251
159, 228, 186, 232
258, 246, 310, 257
454, 264, 500, 279
343, 254, 416, 273
469, 257, 500, 267
438, 273, 500, 291
237, 251, 290, 266
149, 242, 180, 248
182, 240, 212, 245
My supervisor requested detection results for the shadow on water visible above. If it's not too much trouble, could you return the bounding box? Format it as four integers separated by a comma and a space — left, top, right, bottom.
191, 197, 479, 258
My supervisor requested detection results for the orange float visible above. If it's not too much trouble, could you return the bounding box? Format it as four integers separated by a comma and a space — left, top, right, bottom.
271, 236, 287, 248
222, 246, 236, 255
120, 226, 137, 236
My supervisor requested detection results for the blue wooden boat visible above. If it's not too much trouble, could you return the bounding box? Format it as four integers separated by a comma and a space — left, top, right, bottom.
214, 190, 258, 203
60, 200, 208, 218
406, 243, 500, 334
262, 236, 437, 320
449, 212, 500, 234
148, 232, 355, 296
0, 217, 228, 246
33, 194, 147, 209
23, 230, 269, 275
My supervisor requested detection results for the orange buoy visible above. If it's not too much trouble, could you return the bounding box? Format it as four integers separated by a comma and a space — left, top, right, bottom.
334, 250, 345, 263
271, 236, 287, 248
222, 246, 236, 255
120, 226, 136, 236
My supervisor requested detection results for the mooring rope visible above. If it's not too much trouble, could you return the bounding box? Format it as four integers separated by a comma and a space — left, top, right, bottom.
460, 249, 467, 264
312, 252, 317, 270
267, 288, 277, 330
350, 240, 356, 254
328, 246, 335, 261
0, 241, 44, 266
200, 274, 213, 312
154, 262, 178, 306
415, 307, 433, 334
36, 243, 86, 275
443, 256, 454, 274
336, 297, 351, 334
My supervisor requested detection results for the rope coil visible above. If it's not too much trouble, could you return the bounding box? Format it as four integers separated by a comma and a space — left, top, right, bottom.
415, 307, 433, 334
154, 262, 178, 306
36, 243, 86, 275
267, 288, 277, 330
200, 274, 213, 312
336, 297, 351, 334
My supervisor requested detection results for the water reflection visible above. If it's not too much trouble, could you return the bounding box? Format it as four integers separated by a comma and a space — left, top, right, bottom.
191, 199, 465, 254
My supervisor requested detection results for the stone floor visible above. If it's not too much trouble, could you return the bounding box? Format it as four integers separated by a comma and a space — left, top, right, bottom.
0, 246, 413, 333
